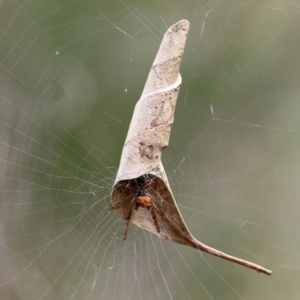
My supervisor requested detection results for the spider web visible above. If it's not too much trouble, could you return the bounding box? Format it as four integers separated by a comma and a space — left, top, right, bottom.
1, 0, 300, 299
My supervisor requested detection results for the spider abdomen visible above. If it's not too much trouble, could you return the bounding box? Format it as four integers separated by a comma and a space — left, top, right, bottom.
137, 196, 152, 208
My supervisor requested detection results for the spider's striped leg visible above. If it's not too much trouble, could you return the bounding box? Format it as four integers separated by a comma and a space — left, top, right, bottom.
110, 196, 128, 210
150, 206, 160, 233
123, 218, 130, 240
123, 198, 135, 240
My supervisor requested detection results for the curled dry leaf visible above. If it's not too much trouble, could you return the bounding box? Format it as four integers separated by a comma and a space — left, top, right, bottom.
111, 20, 272, 275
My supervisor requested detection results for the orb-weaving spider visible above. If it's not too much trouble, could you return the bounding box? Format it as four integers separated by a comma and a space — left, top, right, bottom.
111, 175, 161, 240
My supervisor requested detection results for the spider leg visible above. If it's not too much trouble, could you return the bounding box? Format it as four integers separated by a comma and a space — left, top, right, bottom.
150, 205, 160, 233
123, 218, 130, 241
110, 198, 125, 210
144, 178, 156, 193
123, 197, 136, 240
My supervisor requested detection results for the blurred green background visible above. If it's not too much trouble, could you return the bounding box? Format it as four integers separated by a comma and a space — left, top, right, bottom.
1, 0, 300, 299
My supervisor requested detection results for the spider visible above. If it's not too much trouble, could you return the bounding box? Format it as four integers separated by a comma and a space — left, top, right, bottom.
111, 175, 162, 240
